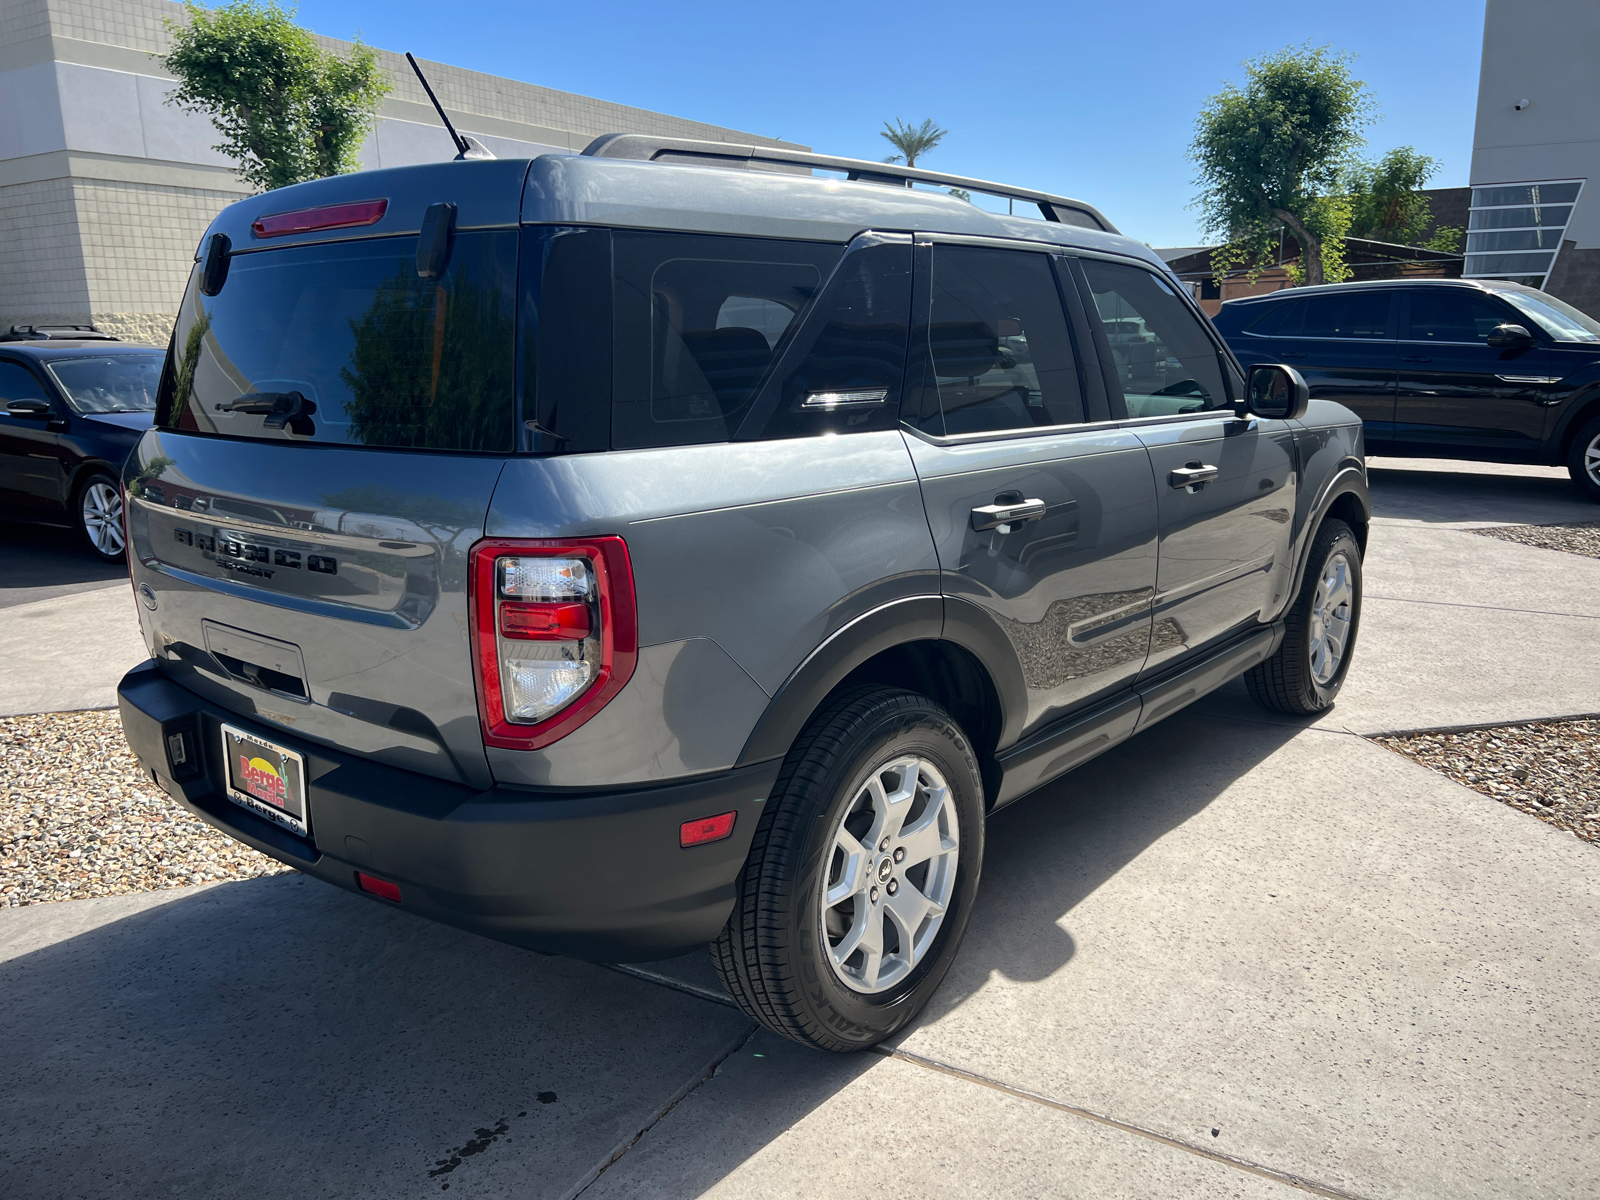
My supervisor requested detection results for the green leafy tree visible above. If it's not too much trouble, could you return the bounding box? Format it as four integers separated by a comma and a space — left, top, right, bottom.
880, 118, 947, 168
159, 1, 391, 192
1344, 147, 1463, 251
1192, 45, 1374, 287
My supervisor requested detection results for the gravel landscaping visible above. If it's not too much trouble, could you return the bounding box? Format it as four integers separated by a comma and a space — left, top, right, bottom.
1470, 520, 1600, 558
1372, 717, 1600, 846
2, 710, 291, 908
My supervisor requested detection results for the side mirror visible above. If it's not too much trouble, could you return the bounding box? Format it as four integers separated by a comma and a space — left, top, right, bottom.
1243, 363, 1310, 420
6, 398, 50, 418
1486, 322, 1535, 348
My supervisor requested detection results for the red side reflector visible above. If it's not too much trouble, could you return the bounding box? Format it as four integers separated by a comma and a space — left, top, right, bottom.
680, 811, 737, 848
356, 872, 402, 902
253, 199, 388, 238
499, 600, 592, 640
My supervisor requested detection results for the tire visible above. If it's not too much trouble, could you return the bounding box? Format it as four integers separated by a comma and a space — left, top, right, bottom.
1245, 518, 1362, 716
712, 687, 985, 1052
74, 472, 126, 563
1567, 415, 1600, 503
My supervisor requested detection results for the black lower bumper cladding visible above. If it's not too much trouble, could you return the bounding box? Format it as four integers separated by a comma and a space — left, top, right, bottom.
117, 661, 779, 961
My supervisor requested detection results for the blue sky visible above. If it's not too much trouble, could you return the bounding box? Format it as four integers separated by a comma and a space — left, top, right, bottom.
295, 0, 1487, 247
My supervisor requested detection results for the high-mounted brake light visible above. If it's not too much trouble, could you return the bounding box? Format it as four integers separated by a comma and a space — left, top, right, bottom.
469, 538, 637, 751
252, 199, 388, 238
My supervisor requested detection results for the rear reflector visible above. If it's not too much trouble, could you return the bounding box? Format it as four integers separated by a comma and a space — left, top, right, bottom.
499, 600, 591, 640
680, 811, 737, 848
253, 199, 388, 238
356, 872, 402, 902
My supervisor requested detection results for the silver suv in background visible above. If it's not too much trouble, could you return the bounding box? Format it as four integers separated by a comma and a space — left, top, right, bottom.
117, 137, 1369, 1051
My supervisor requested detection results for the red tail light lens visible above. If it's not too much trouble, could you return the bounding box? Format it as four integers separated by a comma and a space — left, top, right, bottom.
680, 811, 737, 848
469, 537, 637, 751
356, 872, 402, 902
252, 199, 388, 238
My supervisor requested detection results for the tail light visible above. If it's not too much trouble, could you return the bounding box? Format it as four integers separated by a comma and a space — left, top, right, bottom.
469, 537, 637, 750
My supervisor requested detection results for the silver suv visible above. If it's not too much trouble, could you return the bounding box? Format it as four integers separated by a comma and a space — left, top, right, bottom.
118, 136, 1369, 1052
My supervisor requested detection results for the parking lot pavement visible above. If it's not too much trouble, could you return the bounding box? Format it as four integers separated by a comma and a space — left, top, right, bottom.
3, 458, 1599, 1199
1365, 457, 1597, 529
0, 521, 129, 610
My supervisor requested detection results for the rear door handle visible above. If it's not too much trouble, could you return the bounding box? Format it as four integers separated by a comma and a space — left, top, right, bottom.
1168, 463, 1219, 490
971, 498, 1047, 531
1280, 351, 1306, 358
1401, 356, 1432, 363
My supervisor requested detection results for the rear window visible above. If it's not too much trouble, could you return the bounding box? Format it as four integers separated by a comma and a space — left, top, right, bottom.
158, 232, 517, 451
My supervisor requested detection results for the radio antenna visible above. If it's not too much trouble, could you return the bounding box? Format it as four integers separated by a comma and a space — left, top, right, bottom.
406, 52, 471, 159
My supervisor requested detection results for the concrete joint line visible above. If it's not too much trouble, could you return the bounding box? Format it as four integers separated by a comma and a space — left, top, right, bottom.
600, 962, 741, 1009
562, 1022, 758, 1200
877, 1046, 1373, 1200
1365, 594, 1600, 621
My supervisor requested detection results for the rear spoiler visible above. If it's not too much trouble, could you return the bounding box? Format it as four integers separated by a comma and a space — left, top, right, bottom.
581, 134, 1118, 234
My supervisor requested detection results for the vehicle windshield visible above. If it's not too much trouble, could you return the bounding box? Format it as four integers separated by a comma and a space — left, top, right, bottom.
1497, 289, 1600, 343
44, 353, 165, 413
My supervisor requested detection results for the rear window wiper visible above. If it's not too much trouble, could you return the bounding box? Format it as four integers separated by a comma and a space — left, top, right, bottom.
217, 391, 317, 435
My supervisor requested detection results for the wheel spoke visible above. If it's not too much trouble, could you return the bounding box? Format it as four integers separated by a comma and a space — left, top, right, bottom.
896, 785, 955, 868
884, 881, 941, 965
824, 827, 869, 907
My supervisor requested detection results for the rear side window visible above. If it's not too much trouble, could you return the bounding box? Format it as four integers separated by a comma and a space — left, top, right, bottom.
923, 245, 1084, 435
1403, 290, 1516, 343
1241, 300, 1298, 335
1079, 259, 1227, 418
1277, 291, 1391, 339
159, 232, 517, 451
611, 233, 842, 449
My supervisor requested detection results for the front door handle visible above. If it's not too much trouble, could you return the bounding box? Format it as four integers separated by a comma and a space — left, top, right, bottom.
1168, 463, 1219, 491
971, 498, 1047, 532
1280, 351, 1306, 358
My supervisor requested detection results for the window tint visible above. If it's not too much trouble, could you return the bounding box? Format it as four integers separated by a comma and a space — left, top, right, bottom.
1244, 300, 1299, 335
1279, 291, 1391, 339
1079, 259, 1227, 418
44, 354, 164, 413
1404, 290, 1517, 343
749, 238, 912, 441
0, 361, 49, 405
612, 232, 841, 449
158, 232, 517, 451
925, 245, 1083, 435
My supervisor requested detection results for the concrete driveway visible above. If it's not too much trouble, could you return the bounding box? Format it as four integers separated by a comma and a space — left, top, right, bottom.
2, 460, 1598, 1199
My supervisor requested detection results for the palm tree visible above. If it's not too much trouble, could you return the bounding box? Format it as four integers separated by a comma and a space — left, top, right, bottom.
880, 118, 947, 168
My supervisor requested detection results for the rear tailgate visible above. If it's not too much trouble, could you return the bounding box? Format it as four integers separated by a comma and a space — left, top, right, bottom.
126, 432, 504, 787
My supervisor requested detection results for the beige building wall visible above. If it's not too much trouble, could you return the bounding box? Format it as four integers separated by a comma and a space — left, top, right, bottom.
0, 0, 803, 342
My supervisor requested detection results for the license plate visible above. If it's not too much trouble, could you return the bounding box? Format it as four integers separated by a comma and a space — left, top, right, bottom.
220, 724, 310, 837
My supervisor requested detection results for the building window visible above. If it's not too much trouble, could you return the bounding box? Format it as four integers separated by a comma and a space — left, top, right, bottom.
1464, 180, 1584, 289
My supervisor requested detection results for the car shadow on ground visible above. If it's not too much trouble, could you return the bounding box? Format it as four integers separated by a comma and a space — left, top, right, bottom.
0, 520, 127, 609
0, 702, 1311, 1199
1366, 459, 1594, 527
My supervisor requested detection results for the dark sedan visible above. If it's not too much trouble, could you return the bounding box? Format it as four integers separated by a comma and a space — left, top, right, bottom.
1212, 278, 1600, 501
0, 339, 165, 560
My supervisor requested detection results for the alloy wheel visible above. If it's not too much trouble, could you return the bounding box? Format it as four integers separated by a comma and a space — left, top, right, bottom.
1585, 430, 1600, 488
81, 480, 125, 557
1309, 550, 1354, 684
820, 754, 959, 995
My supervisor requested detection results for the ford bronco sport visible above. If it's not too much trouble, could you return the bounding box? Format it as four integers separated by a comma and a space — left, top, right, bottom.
117, 135, 1369, 1052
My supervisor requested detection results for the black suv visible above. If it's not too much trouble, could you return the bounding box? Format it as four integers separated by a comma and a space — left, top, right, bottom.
1212, 279, 1600, 500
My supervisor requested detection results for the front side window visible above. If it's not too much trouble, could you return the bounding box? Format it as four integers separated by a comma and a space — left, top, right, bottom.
611, 232, 842, 449
1080, 259, 1227, 418
1498, 289, 1600, 344
45, 354, 164, 413
924, 245, 1084, 435
1404, 290, 1519, 344
158, 232, 517, 451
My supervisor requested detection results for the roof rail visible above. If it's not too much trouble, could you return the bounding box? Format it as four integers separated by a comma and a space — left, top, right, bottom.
581, 134, 1118, 234
1, 324, 119, 342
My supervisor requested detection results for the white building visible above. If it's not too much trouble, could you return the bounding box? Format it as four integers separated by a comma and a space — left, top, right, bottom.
1468, 0, 1600, 316
0, 0, 802, 342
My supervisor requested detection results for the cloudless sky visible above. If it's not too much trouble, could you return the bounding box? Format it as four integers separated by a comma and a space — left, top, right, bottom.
294, 0, 1488, 247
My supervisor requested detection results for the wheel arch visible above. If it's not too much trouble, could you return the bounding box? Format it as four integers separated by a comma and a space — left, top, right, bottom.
1554, 388, 1600, 463
735, 596, 1024, 805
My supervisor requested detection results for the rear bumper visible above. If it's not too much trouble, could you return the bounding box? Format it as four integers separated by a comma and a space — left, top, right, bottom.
117, 661, 779, 961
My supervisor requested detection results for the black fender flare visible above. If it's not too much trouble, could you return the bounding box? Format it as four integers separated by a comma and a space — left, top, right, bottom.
735, 594, 1028, 766
1284, 460, 1369, 612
